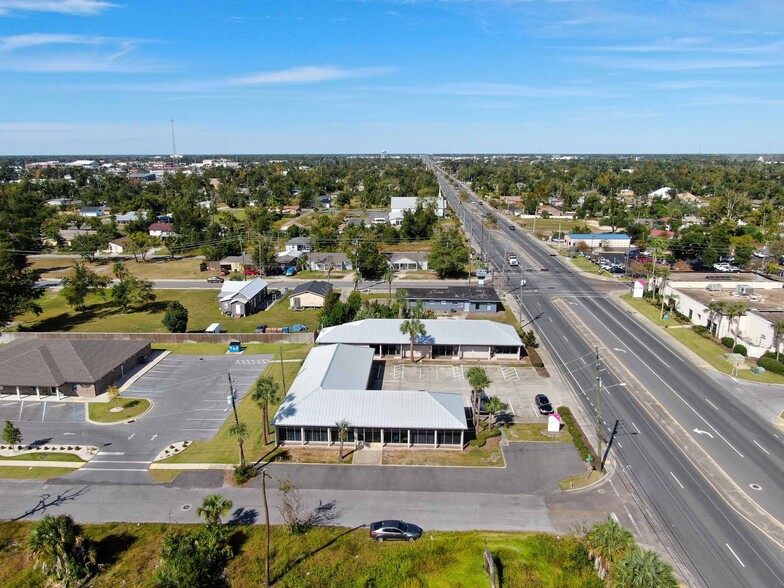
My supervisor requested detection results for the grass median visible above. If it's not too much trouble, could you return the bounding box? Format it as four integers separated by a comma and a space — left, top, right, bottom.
505, 423, 572, 443
88, 398, 151, 423
0, 466, 77, 479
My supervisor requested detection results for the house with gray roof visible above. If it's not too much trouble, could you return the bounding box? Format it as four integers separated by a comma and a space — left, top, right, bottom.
406, 286, 501, 313
0, 338, 151, 398
290, 280, 333, 308
309, 251, 353, 272
218, 277, 269, 317
317, 318, 522, 360
272, 344, 467, 449
386, 251, 429, 271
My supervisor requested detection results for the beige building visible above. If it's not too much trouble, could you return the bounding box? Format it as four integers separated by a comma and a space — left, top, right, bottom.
290, 280, 333, 309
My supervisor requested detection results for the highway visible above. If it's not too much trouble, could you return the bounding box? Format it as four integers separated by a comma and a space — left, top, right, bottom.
430, 160, 784, 588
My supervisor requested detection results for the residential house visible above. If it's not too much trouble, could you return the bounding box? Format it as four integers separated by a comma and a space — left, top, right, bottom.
54, 228, 97, 247
650, 229, 676, 240
309, 252, 353, 271
107, 236, 131, 254
115, 211, 147, 225
218, 277, 269, 317
285, 237, 312, 253
148, 222, 176, 238
218, 253, 256, 274
80, 205, 106, 217
127, 173, 156, 183
290, 281, 333, 309
649, 187, 675, 200
386, 252, 429, 271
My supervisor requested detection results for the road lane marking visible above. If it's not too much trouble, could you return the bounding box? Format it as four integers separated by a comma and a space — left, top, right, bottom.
150, 434, 158, 441
693, 428, 714, 439
704, 398, 719, 410
79, 467, 148, 472
753, 440, 770, 455
127, 433, 135, 440
99, 452, 125, 455
574, 298, 745, 458
670, 472, 685, 489
90, 460, 150, 464
725, 544, 745, 568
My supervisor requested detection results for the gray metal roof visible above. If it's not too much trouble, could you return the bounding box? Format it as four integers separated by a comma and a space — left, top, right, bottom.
317, 319, 521, 347
406, 286, 500, 303
287, 344, 375, 398
0, 339, 151, 388
218, 277, 268, 302
273, 388, 467, 430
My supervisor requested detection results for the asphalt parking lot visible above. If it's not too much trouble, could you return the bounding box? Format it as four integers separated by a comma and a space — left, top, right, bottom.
372, 362, 564, 420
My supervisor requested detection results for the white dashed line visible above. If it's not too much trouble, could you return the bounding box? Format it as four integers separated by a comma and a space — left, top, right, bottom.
670, 472, 685, 489
753, 440, 770, 455
725, 544, 745, 568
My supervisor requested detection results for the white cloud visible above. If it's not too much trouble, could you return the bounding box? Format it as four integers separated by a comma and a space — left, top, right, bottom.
577, 55, 779, 71
0, 33, 109, 51
0, 0, 118, 16
230, 65, 389, 86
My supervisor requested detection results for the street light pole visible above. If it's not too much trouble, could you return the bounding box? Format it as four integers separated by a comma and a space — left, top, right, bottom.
518, 279, 526, 327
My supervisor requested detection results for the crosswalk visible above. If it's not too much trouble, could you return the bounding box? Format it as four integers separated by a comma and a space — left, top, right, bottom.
501, 366, 520, 381
234, 359, 269, 365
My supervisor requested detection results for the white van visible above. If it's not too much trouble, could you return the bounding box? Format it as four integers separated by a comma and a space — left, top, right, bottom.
205, 323, 222, 333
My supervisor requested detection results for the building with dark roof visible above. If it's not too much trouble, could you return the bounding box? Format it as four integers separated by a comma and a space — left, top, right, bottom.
406, 286, 502, 313
0, 338, 151, 398
290, 280, 333, 308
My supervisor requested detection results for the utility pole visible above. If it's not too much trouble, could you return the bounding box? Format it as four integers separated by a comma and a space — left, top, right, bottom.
518, 279, 526, 327
227, 372, 239, 427
594, 347, 603, 471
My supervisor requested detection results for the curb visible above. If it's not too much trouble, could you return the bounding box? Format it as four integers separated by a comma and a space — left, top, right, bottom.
0, 460, 83, 469
85, 399, 154, 426
119, 350, 171, 393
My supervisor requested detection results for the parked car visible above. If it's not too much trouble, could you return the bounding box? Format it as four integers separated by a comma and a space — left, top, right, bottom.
219, 269, 229, 276
245, 268, 259, 276
207, 276, 224, 283
535, 394, 554, 415
285, 267, 297, 276
369, 520, 422, 542
255, 324, 267, 334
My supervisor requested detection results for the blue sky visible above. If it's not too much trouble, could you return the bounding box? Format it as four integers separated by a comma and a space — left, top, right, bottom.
1, 0, 783, 154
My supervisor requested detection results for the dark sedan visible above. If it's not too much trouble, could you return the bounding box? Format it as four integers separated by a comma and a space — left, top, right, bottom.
369, 520, 422, 542
535, 394, 554, 415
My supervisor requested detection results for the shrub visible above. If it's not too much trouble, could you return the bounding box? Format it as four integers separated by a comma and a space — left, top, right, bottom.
721, 337, 734, 349
233, 464, 256, 485
558, 406, 594, 462
733, 344, 748, 356
759, 357, 784, 374
692, 325, 713, 339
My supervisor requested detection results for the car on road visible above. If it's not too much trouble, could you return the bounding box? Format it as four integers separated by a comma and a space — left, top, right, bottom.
369, 520, 422, 542
535, 394, 554, 415
508, 224, 516, 230
207, 276, 224, 283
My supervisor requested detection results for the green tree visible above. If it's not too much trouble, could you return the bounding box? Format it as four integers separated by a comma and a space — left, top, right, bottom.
229, 421, 248, 467
609, 546, 678, 588
28, 514, 95, 587
585, 516, 635, 580
399, 317, 426, 363
352, 241, 388, 278
772, 321, 784, 361
69, 233, 106, 262
485, 396, 506, 428
336, 419, 351, 461
395, 287, 409, 319
0, 250, 43, 328
2, 419, 22, 448
466, 366, 491, 429
60, 262, 109, 311
156, 527, 232, 588
707, 301, 727, 337
111, 273, 155, 313
251, 375, 280, 445
428, 227, 470, 278
162, 301, 189, 333
383, 268, 395, 304
727, 302, 748, 348
197, 494, 234, 527
127, 232, 159, 262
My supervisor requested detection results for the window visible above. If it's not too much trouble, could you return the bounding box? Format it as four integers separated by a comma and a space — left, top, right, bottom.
281, 427, 301, 441
384, 429, 408, 444
439, 430, 463, 445
433, 345, 456, 358
304, 428, 328, 442
494, 346, 519, 355
411, 429, 435, 445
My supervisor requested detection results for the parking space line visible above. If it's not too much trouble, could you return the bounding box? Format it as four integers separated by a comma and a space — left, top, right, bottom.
80, 467, 149, 472
186, 418, 227, 422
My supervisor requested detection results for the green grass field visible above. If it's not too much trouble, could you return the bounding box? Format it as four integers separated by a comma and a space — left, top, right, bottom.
153, 342, 312, 359
620, 293, 687, 327
0, 452, 83, 462
0, 521, 603, 588
88, 398, 151, 423
0, 466, 76, 479
12, 290, 320, 333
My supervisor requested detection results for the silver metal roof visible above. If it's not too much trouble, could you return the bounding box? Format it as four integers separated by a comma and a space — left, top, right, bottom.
218, 277, 268, 302
286, 344, 375, 398
317, 319, 521, 347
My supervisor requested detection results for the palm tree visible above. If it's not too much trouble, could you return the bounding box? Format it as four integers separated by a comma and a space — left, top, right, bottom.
728, 301, 748, 348
707, 301, 728, 337
28, 514, 95, 586
335, 419, 351, 461
466, 367, 492, 429
197, 493, 233, 527
585, 516, 635, 579
609, 546, 678, 588
400, 318, 426, 363
773, 321, 784, 361
383, 268, 395, 305
395, 288, 409, 319
485, 396, 506, 428
229, 421, 248, 467
251, 375, 280, 445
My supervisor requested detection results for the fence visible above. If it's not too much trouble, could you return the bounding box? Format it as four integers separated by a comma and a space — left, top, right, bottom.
0, 331, 314, 345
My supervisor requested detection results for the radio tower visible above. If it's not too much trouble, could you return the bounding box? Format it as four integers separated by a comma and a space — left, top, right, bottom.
170, 118, 179, 166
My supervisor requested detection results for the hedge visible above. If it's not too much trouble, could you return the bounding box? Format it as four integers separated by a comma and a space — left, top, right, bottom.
557, 406, 595, 463
468, 427, 502, 448
733, 344, 748, 356
758, 357, 784, 375
721, 337, 735, 349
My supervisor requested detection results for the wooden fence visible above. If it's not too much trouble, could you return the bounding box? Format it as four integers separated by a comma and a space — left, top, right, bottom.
0, 331, 314, 345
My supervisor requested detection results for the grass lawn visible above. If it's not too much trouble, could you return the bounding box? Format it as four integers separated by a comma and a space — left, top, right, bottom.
0, 466, 75, 479
12, 289, 320, 333
620, 293, 687, 327
88, 398, 151, 423
266, 446, 354, 464
560, 470, 605, 491
153, 342, 313, 360
27, 255, 207, 280
161, 358, 303, 464
519, 218, 595, 233
505, 423, 572, 443
383, 436, 504, 467
0, 452, 83, 462
294, 270, 350, 280
0, 521, 603, 588
380, 240, 432, 252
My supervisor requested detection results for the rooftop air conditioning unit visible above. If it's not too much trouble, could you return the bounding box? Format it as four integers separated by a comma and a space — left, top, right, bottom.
737, 285, 754, 296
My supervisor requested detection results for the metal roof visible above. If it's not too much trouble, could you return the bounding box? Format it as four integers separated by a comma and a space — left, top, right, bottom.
218, 277, 268, 302
287, 344, 375, 397
567, 233, 630, 239
273, 388, 467, 430
317, 319, 521, 347
0, 339, 150, 388
291, 280, 333, 297
406, 286, 500, 303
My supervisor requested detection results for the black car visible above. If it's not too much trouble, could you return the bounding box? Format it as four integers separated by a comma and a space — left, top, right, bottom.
535, 394, 554, 415
369, 520, 422, 542
508, 224, 516, 230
